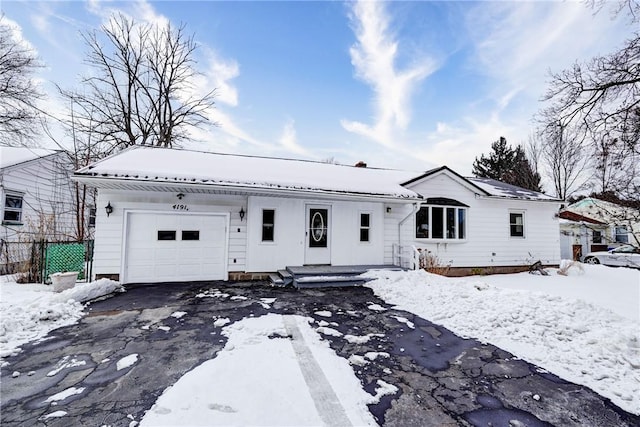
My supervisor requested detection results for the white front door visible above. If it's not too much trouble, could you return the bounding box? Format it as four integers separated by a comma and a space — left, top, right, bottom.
305, 205, 331, 265
124, 212, 228, 284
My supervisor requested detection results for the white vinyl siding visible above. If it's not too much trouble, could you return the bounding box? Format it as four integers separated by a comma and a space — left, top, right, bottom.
92, 191, 247, 280
1, 152, 82, 241
398, 170, 560, 267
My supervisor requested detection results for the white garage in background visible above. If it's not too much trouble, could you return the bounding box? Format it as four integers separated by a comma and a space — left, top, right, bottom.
124, 211, 229, 283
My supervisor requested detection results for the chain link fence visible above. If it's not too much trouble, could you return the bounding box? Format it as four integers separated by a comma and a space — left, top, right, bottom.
0, 239, 94, 283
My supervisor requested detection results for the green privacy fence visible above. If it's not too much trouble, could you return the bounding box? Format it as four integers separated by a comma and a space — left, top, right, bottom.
44, 242, 88, 281
0, 239, 93, 283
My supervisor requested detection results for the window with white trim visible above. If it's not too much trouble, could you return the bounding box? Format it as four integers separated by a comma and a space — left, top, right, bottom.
262, 209, 275, 242
592, 230, 602, 244
3, 192, 24, 224
416, 201, 467, 240
509, 212, 525, 238
88, 207, 96, 228
615, 225, 629, 244
360, 213, 370, 242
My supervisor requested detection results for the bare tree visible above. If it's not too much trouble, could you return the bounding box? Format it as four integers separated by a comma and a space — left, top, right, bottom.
537, 120, 589, 200
537, 0, 640, 203
541, 34, 640, 148
43, 97, 105, 241
587, 0, 640, 23
61, 13, 216, 153
0, 16, 43, 145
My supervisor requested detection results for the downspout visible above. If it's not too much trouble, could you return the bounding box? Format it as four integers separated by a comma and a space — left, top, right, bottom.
398, 202, 420, 251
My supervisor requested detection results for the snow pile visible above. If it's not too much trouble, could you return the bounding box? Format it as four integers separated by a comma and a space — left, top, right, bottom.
0, 278, 123, 360
140, 314, 377, 426
364, 268, 640, 415
478, 263, 639, 322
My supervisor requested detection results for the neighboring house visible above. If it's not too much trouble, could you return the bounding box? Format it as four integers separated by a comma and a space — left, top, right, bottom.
558, 210, 609, 261
562, 198, 640, 251
1, 147, 94, 273
72, 146, 562, 284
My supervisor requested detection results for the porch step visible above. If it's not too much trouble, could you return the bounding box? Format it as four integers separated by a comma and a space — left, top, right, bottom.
268, 264, 402, 289
277, 269, 294, 285
268, 273, 285, 287
293, 274, 372, 289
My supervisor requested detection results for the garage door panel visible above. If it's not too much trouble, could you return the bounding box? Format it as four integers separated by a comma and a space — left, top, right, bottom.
155, 247, 178, 261
125, 212, 228, 283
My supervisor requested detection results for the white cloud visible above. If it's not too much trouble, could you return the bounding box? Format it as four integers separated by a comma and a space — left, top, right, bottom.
1, 16, 38, 53
279, 118, 309, 156
343, 0, 438, 146
465, 1, 632, 110
200, 48, 240, 107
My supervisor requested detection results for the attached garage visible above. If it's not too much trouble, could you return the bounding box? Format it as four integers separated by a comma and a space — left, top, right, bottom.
123, 211, 229, 284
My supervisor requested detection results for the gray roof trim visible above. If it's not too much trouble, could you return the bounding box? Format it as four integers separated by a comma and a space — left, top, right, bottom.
72, 175, 423, 203
401, 166, 491, 196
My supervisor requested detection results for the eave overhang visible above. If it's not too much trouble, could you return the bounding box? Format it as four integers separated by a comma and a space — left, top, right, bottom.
72, 174, 422, 203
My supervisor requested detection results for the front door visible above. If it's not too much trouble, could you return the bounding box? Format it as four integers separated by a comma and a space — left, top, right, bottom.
305, 205, 331, 265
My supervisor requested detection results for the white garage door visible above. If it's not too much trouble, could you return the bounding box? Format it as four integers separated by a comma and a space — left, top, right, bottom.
124, 212, 228, 283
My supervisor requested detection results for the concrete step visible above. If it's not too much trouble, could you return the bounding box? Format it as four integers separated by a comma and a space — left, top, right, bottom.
293, 274, 372, 289
277, 269, 294, 285
268, 273, 285, 287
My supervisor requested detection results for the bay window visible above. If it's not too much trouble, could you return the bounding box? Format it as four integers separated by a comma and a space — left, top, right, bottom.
416, 200, 467, 240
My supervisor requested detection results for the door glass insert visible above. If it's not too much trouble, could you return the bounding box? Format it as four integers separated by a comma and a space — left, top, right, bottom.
309, 208, 328, 248
181, 230, 200, 241
158, 230, 176, 240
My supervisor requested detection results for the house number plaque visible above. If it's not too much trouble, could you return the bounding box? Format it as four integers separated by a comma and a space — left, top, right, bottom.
172, 204, 189, 211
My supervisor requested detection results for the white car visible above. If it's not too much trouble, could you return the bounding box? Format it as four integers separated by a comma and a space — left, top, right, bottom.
583, 245, 640, 268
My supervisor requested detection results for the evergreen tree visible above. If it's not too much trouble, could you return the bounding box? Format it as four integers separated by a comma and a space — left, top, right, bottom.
473, 137, 542, 192
503, 146, 543, 192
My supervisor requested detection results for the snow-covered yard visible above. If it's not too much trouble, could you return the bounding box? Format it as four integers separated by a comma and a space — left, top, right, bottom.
364, 262, 640, 415
0, 276, 123, 360
1, 261, 638, 423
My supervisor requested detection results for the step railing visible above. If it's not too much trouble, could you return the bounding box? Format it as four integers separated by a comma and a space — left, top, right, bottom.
392, 244, 421, 270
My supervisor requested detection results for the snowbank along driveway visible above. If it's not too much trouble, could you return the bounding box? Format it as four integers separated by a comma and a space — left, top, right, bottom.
1, 281, 638, 426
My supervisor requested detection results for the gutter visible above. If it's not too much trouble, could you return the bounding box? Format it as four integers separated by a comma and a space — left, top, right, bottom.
71, 175, 421, 204
474, 194, 563, 203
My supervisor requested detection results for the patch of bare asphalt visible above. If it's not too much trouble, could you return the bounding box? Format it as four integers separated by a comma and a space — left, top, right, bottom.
1, 281, 638, 427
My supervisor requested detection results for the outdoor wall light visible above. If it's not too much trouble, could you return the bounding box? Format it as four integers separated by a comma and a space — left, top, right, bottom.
386, 207, 392, 213
105, 202, 114, 217
239, 207, 245, 221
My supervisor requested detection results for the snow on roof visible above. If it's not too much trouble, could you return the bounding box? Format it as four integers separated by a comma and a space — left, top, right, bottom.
467, 177, 560, 201
75, 147, 421, 199
0, 147, 58, 169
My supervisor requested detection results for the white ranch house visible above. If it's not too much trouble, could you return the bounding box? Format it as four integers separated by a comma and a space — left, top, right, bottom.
73, 146, 562, 284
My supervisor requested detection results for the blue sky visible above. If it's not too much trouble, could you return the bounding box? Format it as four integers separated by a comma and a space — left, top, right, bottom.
1, 1, 634, 179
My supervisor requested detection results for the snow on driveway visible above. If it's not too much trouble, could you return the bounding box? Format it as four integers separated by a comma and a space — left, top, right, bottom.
0, 278, 123, 361
140, 313, 377, 426
364, 264, 640, 415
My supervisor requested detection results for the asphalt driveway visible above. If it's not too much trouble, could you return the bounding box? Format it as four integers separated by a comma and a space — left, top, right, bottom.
1, 281, 638, 426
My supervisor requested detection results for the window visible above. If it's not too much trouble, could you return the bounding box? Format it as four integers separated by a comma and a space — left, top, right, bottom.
415, 205, 467, 240
615, 226, 629, 244
182, 230, 200, 241
88, 207, 96, 227
262, 209, 275, 242
416, 207, 429, 238
3, 193, 23, 224
360, 213, 370, 242
157, 230, 176, 240
510, 212, 524, 237
592, 230, 602, 244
